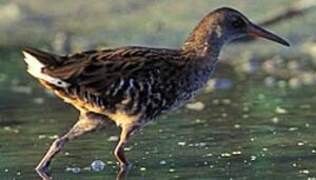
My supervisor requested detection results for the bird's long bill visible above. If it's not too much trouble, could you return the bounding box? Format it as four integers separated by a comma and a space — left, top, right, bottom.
247, 23, 290, 47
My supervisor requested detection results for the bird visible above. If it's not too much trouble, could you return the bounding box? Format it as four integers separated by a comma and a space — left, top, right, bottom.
22, 7, 289, 179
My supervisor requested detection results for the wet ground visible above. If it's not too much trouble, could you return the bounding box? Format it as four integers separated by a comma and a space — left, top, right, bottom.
0, 64, 316, 179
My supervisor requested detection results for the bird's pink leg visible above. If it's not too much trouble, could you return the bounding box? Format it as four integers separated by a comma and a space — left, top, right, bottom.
35, 113, 107, 174
114, 123, 140, 180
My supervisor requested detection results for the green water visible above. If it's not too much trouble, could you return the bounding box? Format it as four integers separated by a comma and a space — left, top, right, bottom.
0, 63, 316, 179
0, 0, 315, 179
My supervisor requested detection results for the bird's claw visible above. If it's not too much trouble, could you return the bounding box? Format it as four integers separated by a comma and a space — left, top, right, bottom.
116, 162, 132, 180
35, 165, 52, 180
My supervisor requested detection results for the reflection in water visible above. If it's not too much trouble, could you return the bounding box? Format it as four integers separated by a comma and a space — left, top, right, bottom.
116, 165, 131, 180
36, 164, 130, 180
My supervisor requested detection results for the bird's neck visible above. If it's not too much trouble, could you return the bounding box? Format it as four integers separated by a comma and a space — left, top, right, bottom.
181, 18, 224, 63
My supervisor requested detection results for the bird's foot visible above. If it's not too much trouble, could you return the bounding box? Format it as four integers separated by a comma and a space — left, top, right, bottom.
35, 161, 50, 172
116, 162, 132, 180
35, 167, 52, 180
35, 163, 52, 180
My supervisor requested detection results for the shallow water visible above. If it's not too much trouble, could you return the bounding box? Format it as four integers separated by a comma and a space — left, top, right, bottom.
0, 0, 315, 178
0, 71, 316, 180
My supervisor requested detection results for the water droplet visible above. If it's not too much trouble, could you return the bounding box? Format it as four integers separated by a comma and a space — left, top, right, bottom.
212, 99, 220, 105
288, 127, 298, 131
221, 153, 231, 157
49, 135, 59, 140
91, 160, 105, 172
221, 113, 228, 118
177, 142, 186, 146
107, 136, 119, 142
83, 166, 91, 171
222, 99, 231, 104
140, 167, 146, 171
234, 124, 240, 129
299, 169, 310, 174
168, 168, 175, 173
33, 97, 44, 104
38, 135, 46, 139
232, 151, 242, 155
275, 106, 287, 114
242, 114, 249, 119
159, 160, 167, 165
271, 117, 279, 124
186, 101, 205, 111
66, 167, 81, 174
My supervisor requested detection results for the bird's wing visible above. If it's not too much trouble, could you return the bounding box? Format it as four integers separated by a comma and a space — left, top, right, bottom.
44, 46, 184, 95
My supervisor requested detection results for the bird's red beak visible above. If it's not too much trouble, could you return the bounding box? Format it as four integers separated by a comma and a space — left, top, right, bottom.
247, 23, 290, 47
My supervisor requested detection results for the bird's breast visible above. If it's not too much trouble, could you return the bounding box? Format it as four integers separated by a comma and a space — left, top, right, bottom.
166, 67, 213, 109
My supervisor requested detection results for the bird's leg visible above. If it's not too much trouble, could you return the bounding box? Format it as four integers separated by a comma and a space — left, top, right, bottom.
35, 112, 107, 173
114, 123, 140, 180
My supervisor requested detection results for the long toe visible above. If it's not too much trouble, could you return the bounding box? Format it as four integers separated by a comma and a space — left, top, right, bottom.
35, 164, 49, 173
35, 167, 52, 180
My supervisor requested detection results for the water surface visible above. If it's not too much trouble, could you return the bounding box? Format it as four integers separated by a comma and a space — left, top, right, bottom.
0, 72, 316, 179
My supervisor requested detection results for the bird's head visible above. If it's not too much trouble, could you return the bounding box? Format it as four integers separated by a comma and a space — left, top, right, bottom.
209, 7, 290, 46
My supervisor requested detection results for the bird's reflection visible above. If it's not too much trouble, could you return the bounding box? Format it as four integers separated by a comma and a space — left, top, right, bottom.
36, 165, 131, 180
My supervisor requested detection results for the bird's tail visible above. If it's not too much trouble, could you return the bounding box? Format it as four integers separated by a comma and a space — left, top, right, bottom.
22, 47, 70, 88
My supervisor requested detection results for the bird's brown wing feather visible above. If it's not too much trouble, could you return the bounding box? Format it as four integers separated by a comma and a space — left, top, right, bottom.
40, 46, 191, 118
44, 46, 184, 96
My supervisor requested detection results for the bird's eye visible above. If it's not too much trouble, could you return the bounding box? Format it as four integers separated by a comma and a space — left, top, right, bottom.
232, 17, 246, 29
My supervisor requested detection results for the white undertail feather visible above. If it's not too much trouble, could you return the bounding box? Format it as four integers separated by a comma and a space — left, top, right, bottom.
22, 51, 70, 88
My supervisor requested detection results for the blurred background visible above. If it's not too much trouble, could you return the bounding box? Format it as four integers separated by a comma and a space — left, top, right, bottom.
1, 0, 316, 179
